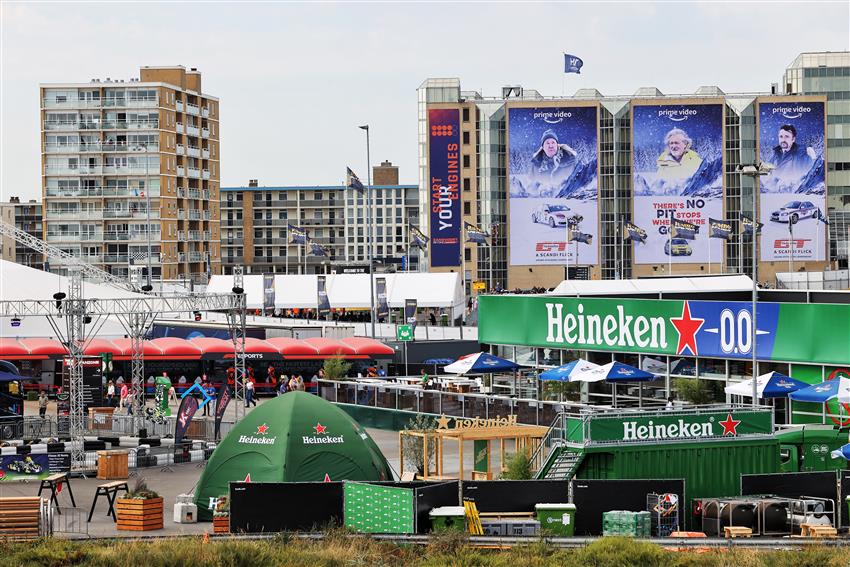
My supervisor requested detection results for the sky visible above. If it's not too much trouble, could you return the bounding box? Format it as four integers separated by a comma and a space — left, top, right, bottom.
1, 1, 848, 202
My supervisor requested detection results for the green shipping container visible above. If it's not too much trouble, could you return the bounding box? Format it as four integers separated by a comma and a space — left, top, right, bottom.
578, 439, 779, 528
430, 506, 466, 532
535, 503, 576, 536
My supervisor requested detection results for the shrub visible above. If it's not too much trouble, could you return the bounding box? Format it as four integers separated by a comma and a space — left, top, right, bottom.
322, 357, 352, 380
673, 378, 714, 406
501, 450, 533, 480
401, 414, 438, 475
125, 477, 159, 500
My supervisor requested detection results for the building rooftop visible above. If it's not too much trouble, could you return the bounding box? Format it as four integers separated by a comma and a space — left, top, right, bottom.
221, 184, 417, 192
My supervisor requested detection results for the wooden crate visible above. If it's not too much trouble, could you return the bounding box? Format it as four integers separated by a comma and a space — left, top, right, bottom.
0, 497, 44, 541
88, 407, 115, 431
116, 497, 164, 531
97, 450, 129, 480
213, 515, 230, 534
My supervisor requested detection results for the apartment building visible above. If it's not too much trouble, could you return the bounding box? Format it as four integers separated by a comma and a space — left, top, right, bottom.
221, 161, 420, 274
0, 197, 44, 270
40, 65, 221, 282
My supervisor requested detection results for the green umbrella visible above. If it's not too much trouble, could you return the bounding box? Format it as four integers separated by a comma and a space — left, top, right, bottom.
194, 391, 393, 520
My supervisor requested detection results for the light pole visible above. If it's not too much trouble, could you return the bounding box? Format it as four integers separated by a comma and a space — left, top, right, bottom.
359, 125, 376, 338
738, 162, 773, 406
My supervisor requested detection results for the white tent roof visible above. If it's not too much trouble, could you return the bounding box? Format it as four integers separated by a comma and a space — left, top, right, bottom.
207, 272, 466, 317
0, 259, 142, 338
549, 275, 753, 296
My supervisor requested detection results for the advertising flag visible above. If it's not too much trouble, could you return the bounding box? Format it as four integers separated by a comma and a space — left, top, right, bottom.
346, 167, 365, 193
464, 222, 489, 244
214, 383, 231, 441
671, 219, 698, 241
632, 103, 724, 264
568, 230, 593, 245
404, 299, 418, 329
317, 275, 330, 316
508, 105, 599, 265
564, 54, 584, 74
709, 218, 732, 240
376, 277, 389, 318
288, 224, 308, 245
263, 273, 275, 311
409, 226, 429, 250
309, 242, 327, 257
428, 109, 461, 267
757, 100, 826, 261
174, 394, 199, 445
741, 215, 763, 235
624, 222, 648, 243
816, 208, 830, 225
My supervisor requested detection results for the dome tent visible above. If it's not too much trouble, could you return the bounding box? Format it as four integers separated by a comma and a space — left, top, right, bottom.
194, 391, 393, 521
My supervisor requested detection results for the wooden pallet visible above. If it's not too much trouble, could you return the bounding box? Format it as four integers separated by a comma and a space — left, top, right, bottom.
800, 524, 838, 538
0, 497, 44, 541
116, 497, 163, 531
723, 526, 752, 539
213, 516, 230, 534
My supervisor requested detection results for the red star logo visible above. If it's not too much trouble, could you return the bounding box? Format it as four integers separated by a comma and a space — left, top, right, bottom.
670, 301, 705, 355
256, 423, 269, 435
314, 422, 327, 434
243, 473, 252, 482
323, 473, 331, 482
719, 413, 741, 436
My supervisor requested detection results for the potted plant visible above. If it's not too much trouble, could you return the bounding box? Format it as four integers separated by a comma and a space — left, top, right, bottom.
116, 478, 164, 531
212, 495, 230, 533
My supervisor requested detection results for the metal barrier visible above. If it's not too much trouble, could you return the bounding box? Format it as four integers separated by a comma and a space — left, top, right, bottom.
14, 415, 234, 443
52, 507, 88, 537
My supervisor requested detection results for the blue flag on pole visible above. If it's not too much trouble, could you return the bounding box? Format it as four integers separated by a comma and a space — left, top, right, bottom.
465, 222, 489, 244
741, 215, 763, 235
564, 54, 584, 74
409, 226, 430, 250
816, 208, 830, 225
624, 222, 647, 243
346, 167, 365, 193
309, 242, 327, 257
709, 218, 732, 240
288, 224, 308, 244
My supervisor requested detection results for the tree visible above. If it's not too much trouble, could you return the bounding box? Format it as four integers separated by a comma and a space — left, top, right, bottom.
672, 377, 715, 406
501, 450, 533, 480
402, 414, 438, 476
322, 357, 352, 381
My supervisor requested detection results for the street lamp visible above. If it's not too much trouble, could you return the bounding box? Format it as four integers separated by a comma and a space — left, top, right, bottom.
738, 162, 774, 406
359, 125, 376, 339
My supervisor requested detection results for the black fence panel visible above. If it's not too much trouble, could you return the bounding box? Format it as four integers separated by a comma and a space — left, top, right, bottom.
462, 480, 569, 513
415, 481, 459, 533
572, 479, 684, 536
230, 481, 344, 533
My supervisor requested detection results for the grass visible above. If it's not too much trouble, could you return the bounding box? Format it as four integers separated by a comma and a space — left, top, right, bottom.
0, 535, 848, 567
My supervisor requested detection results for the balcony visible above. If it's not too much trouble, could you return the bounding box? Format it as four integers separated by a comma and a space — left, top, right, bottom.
189, 209, 201, 220
178, 231, 187, 241
202, 107, 210, 118
103, 209, 159, 220
104, 97, 157, 108
102, 165, 154, 175
176, 123, 184, 134
186, 103, 200, 116
103, 254, 129, 263
176, 101, 184, 112
201, 128, 210, 139
43, 98, 102, 109
203, 231, 211, 240
203, 211, 211, 220
187, 146, 200, 158
177, 209, 186, 220
178, 253, 186, 262
202, 190, 211, 200
177, 166, 186, 177
102, 120, 158, 130
46, 232, 81, 242
177, 188, 187, 198
176, 144, 185, 155
188, 252, 204, 263
188, 189, 202, 200
202, 169, 210, 180
202, 148, 210, 159
128, 231, 160, 242
45, 210, 103, 221
44, 121, 81, 131
188, 167, 200, 179
105, 141, 159, 152
189, 230, 202, 240
186, 125, 200, 137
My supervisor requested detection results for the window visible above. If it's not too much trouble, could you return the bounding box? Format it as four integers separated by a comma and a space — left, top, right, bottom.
463, 155, 470, 168
463, 202, 471, 215
462, 108, 470, 122
465, 248, 471, 261
463, 178, 471, 192
463, 131, 470, 145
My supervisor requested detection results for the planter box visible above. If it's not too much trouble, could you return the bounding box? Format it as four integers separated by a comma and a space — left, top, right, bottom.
116, 497, 164, 531
213, 515, 230, 534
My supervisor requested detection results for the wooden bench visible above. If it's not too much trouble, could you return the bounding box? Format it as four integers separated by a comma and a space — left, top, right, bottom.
800, 523, 838, 538
88, 480, 129, 523
0, 497, 45, 541
724, 526, 753, 538
37, 473, 76, 514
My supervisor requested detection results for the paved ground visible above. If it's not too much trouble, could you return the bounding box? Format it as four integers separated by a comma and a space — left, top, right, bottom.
6, 397, 516, 538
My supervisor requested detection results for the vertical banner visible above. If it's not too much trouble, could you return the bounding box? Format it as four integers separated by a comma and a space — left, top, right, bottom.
508, 105, 599, 266
214, 383, 231, 441
174, 394, 199, 445
317, 275, 331, 316
428, 108, 461, 267
758, 100, 826, 262
263, 273, 275, 312
632, 103, 724, 264
376, 277, 389, 318
404, 299, 418, 329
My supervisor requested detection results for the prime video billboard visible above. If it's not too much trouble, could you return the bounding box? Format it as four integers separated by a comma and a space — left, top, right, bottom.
632, 103, 724, 265
428, 108, 461, 267
508, 106, 598, 265
758, 101, 826, 262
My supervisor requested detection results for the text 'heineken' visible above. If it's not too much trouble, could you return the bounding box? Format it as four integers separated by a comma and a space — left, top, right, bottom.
622, 419, 712, 441
545, 303, 667, 349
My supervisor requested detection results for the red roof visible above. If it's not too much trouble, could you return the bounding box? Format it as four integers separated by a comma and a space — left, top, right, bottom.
341, 337, 395, 356
110, 338, 165, 358
243, 337, 280, 354
302, 337, 357, 356
188, 337, 234, 355
0, 338, 31, 358
148, 337, 203, 359
18, 338, 67, 356
82, 338, 122, 356
264, 337, 320, 356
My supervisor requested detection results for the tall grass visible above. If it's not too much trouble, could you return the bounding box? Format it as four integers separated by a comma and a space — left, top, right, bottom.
0, 536, 847, 567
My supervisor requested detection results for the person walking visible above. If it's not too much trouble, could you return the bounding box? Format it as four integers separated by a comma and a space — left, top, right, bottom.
245, 378, 256, 408
106, 380, 115, 407
38, 391, 48, 419
119, 382, 129, 411
202, 380, 215, 417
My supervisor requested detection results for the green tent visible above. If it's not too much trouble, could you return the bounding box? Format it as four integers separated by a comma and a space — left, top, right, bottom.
194, 391, 394, 521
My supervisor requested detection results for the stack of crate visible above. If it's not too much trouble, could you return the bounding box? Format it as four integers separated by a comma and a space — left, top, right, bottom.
602, 511, 651, 537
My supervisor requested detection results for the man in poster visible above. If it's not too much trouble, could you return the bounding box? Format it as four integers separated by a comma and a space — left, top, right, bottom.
770, 124, 815, 176
655, 128, 702, 185
529, 129, 577, 196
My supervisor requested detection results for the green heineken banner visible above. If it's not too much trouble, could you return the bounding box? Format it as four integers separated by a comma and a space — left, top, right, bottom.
587, 410, 773, 444
474, 440, 489, 474
478, 295, 850, 366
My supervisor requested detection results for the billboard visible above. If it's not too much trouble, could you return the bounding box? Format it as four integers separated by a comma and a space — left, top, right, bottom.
317, 275, 330, 316
263, 273, 275, 311
632, 103, 724, 265
428, 109, 461, 267
757, 100, 826, 262
508, 105, 598, 265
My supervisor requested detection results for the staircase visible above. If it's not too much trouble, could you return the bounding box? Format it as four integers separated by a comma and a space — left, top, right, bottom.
536, 445, 584, 480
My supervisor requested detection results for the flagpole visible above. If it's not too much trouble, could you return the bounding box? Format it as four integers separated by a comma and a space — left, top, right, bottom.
708, 231, 711, 275
565, 222, 570, 282
788, 221, 794, 275
668, 212, 673, 276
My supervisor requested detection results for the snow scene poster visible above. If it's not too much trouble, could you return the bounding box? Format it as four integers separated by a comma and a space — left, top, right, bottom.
632, 103, 724, 265
508, 105, 599, 266
758, 100, 826, 262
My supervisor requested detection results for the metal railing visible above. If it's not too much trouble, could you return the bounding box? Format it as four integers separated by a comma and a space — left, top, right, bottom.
52, 507, 88, 537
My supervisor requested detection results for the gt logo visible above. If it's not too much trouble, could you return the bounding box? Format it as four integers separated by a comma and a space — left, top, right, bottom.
536, 242, 567, 252
774, 239, 811, 249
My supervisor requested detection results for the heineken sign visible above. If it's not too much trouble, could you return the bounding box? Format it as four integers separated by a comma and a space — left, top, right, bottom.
478, 295, 850, 366
588, 410, 773, 443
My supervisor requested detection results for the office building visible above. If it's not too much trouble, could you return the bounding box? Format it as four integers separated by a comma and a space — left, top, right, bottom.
221, 161, 420, 274
40, 65, 221, 282
0, 197, 44, 270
